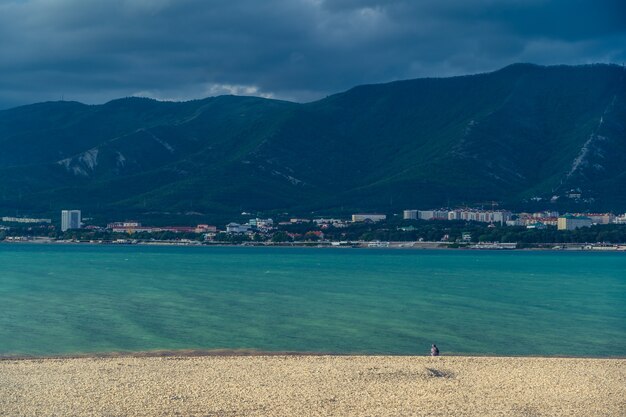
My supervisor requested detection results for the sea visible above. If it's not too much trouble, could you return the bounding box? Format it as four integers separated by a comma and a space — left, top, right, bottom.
0, 244, 624, 357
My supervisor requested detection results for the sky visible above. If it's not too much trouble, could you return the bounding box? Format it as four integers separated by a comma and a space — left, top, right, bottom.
0, 0, 624, 109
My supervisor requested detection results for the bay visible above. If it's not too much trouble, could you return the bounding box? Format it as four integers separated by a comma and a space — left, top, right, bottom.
0, 244, 624, 357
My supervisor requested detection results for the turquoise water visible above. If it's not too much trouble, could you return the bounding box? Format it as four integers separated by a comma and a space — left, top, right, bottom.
0, 244, 624, 357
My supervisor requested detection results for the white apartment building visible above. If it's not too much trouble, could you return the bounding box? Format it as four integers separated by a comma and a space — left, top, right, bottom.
418, 210, 448, 220
411, 209, 512, 224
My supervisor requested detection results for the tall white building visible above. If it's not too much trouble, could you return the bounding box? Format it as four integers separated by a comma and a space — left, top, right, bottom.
403, 210, 418, 220
61, 210, 81, 232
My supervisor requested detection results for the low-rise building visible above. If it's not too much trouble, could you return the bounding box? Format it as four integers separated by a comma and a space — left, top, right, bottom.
403, 210, 418, 220
195, 224, 217, 233
226, 223, 251, 233
587, 213, 615, 225
1, 216, 52, 224
108, 221, 209, 234
108, 221, 141, 229
313, 218, 348, 228
557, 215, 592, 231
351, 214, 386, 222
540, 217, 559, 227
249, 218, 274, 228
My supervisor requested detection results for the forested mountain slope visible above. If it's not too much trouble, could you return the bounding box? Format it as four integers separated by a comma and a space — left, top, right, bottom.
1, 63, 624, 221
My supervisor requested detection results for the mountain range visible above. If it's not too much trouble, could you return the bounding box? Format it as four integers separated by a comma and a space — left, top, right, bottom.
1, 63, 625, 224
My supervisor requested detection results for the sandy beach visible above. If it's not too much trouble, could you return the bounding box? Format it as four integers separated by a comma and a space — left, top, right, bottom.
1, 355, 624, 416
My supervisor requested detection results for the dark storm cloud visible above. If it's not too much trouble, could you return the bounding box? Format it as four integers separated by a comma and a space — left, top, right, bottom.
0, 0, 624, 109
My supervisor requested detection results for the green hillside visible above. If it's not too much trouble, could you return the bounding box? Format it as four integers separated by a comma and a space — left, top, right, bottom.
1, 63, 625, 223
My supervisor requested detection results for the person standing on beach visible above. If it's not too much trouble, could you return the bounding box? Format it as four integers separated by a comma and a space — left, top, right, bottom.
431, 344, 439, 356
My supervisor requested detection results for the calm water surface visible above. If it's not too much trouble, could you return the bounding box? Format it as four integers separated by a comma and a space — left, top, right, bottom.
0, 244, 624, 356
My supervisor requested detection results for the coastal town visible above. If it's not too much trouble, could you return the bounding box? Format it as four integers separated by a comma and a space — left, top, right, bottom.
2, 207, 626, 250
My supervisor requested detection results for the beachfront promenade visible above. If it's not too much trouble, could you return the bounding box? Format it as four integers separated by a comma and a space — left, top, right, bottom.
1, 355, 624, 416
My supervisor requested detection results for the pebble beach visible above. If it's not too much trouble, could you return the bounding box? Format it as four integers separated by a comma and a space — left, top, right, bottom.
1, 355, 624, 416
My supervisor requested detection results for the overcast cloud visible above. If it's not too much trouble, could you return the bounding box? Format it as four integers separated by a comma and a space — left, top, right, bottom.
0, 0, 624, 109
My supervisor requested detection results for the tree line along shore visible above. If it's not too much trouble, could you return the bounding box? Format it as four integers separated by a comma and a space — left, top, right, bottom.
2, 217, 626, 249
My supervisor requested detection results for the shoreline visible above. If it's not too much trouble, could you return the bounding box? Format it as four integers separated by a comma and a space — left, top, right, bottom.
2, 240, 625, 251
3, 349, 625, 361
